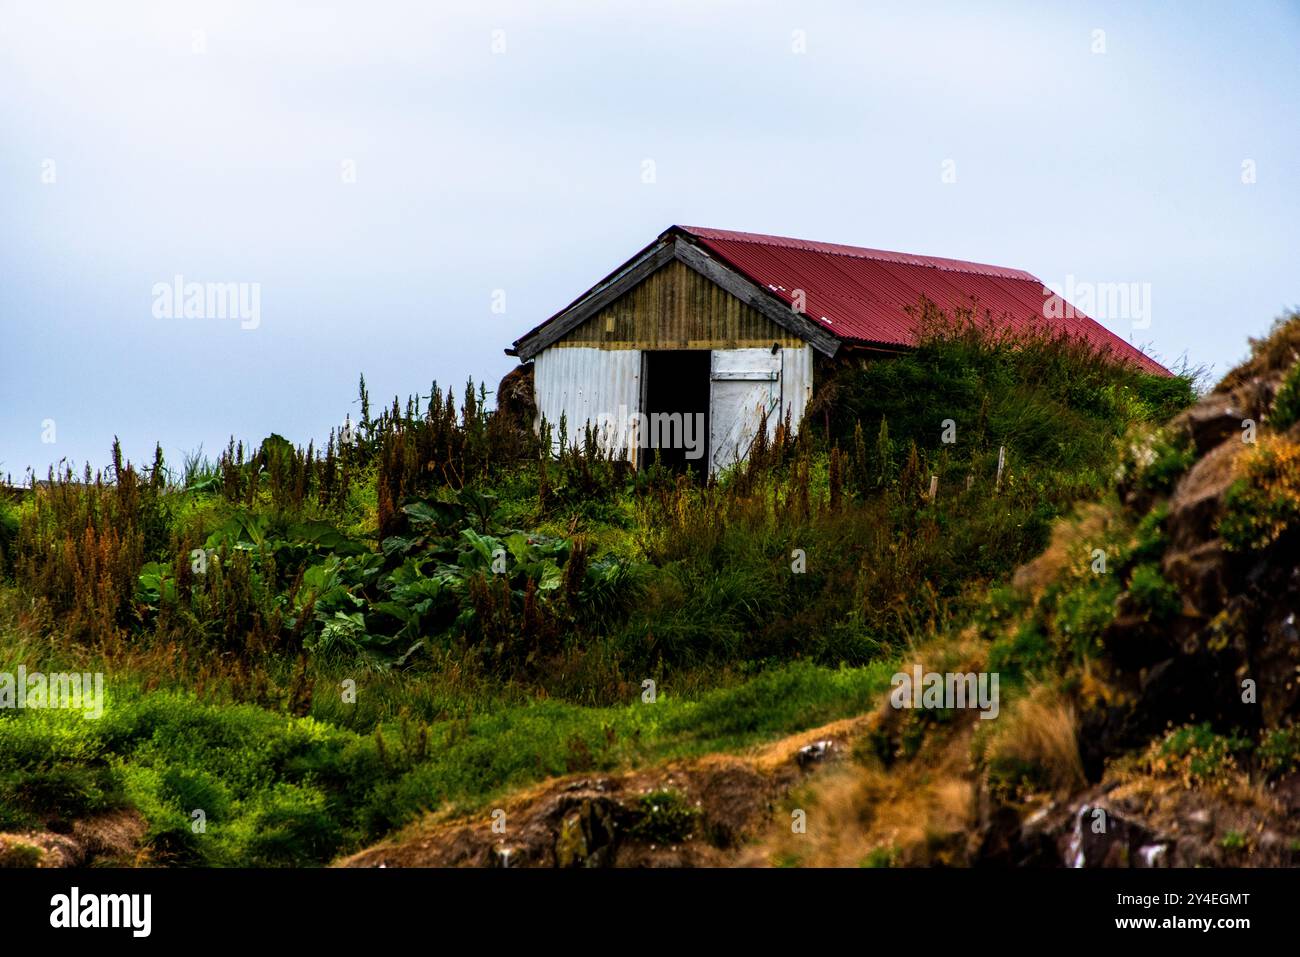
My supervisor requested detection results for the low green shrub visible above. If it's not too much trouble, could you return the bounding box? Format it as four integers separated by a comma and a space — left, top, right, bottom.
1219, 436, 1300, 551
1136, 431, 1196, 494
627, 789, 699, 844
1127, 563, 1181, 621
1146, 723, 1252, 787
1258, 725, 1300, 779
1270, 361, 1300, 431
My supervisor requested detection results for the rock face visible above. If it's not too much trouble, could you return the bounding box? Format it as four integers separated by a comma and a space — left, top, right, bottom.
1062, 802, 1161, 868
982, 319, 1300, 869
0, 810, 147, 867
1009, 800, 1171, 868
1088, 359, 1300, 759
1001, 780, 1300, 869
549, 789, 623, 868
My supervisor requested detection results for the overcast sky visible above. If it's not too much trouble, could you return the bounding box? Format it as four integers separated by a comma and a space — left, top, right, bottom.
2, 0, 1297, 479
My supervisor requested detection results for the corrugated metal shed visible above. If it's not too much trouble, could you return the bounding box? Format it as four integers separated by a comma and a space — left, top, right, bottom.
676, 226, 1169, 375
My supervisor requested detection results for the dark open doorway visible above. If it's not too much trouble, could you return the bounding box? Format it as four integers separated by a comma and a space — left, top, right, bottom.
642, 350, 710, 475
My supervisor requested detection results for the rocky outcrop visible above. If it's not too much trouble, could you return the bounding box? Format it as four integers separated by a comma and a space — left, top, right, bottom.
338, 719, 865, 868
991, 777, 1300, 868
1088, 354, 1300, 757
981, 317, 1300, 869
1170, 375, 1278, 455
0, 810, 147, 867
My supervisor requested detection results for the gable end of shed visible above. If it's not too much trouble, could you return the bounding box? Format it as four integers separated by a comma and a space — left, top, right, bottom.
509, 233, 841, 360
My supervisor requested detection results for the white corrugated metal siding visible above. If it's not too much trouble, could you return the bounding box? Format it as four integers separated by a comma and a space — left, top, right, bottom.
533, 346, 642, 459
781, 344, 814, 432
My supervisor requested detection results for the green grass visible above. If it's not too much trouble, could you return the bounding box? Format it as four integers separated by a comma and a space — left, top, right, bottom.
0, 654, 897, 866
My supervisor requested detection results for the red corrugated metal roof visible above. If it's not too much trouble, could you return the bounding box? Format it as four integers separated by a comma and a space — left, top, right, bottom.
675, 225, 1170, 375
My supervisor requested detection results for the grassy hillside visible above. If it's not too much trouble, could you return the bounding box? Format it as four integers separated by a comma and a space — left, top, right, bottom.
0, 322, 1196, 866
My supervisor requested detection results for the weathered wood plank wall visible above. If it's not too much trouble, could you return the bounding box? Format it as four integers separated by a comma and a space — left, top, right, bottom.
557, 260, 803, 350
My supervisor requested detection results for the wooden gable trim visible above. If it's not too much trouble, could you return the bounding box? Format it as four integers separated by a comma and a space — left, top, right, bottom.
509, 237, 675, 360
509, 234, 841, 360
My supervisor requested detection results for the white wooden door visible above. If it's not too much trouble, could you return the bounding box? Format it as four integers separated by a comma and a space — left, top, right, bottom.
709, 348, 781, 477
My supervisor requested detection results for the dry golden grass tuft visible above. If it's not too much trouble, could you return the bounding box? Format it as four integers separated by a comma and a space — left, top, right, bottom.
744, 636, 992, 868
748, 717, 979, 868
978, 684, 1086, 800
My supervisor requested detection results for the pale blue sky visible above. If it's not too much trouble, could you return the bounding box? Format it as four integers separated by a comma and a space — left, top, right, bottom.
2, 0, 1297, 478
